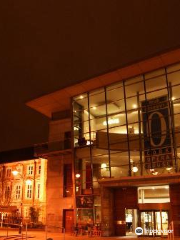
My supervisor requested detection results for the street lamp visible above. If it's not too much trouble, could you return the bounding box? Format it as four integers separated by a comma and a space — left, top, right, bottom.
12, 166, 34, 223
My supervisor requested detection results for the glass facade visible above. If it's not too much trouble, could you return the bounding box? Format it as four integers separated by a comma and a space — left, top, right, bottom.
73, 63, 180, 225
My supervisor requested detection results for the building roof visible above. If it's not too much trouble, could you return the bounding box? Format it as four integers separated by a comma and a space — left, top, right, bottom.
0, 147, 35, 164
26, 47, 180, 118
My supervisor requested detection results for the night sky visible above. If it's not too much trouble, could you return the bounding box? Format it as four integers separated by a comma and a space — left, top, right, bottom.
1, 1, 180, 151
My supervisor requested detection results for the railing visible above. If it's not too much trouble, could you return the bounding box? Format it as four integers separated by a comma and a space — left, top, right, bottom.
34, 139, 71, 156
168, 221, 174, 240
0, 222, 65, 240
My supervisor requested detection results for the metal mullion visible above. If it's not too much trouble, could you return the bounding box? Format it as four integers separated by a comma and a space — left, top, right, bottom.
137, 92, 143, 176
104, 86, 112, 178
165, 68, 178, 172
123, 80, 131, 176
87, 92, 94, 224
71, 98, 78, 225
143, 74, 153, 170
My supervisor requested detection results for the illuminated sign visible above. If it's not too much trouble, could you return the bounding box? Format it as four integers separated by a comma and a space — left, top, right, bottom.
142, 95, 173, 169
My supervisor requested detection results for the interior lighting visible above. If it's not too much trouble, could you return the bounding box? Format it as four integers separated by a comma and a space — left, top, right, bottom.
101, 163, 107, 169
103, 118, 119, 126
166, 167, 172, 171
75, 173, 81, 178
132, 104, 137, 109
132, 166, 138, 173
172, 97, 175, 101
92, 106, 97, 110
80, 95, 84, 99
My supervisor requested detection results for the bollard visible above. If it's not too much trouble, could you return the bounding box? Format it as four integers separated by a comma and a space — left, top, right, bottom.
45, 225, 47, 240
19, 222, 22, 234
63, 227, 65, 240
26, 223, 28, 240
7, 225, 8, 237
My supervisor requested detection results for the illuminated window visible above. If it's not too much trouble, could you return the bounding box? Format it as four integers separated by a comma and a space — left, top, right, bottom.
38, 165, 41, 175
37, 183, 40, 199
6, 169, 11, 177
5, 185, 11, 200
16, 185, 21, 199
24, 207, 29, 218
27, 166, 33, 175
27, 184, 32, 198
63, 164, 73, 197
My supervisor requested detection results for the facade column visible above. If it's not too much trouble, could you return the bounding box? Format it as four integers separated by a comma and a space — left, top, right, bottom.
101, 186, 114, 236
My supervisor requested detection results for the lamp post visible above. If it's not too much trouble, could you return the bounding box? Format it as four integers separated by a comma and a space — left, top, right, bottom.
12, 167, 34, 223
12, 168, 24, 223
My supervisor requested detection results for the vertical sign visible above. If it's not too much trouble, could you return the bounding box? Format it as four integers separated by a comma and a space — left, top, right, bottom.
142, 95, 173, 169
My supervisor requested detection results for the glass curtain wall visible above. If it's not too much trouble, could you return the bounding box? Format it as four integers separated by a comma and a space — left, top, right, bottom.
73, 62, 180, 225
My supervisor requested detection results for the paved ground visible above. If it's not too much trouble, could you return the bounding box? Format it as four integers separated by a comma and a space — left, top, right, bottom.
0, 230, 179, 240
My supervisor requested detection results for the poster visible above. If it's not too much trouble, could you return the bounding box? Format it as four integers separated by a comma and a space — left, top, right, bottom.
142, 95, 173, 169
76, 196, 93, 208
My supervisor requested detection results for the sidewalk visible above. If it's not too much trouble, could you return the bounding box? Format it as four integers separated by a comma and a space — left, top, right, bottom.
0, 230, 179, 240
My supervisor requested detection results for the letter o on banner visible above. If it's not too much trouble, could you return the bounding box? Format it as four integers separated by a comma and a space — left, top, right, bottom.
147, 111, 167, 147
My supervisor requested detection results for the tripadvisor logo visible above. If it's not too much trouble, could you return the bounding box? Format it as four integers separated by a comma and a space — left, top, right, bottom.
135, 227, 143, 235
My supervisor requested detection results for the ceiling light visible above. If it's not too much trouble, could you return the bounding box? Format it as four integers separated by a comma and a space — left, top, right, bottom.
172, 97, 175, 101
75, 173, 81, 178
133, 104, 137, 109
132, 166, 138, 173
80, 95, 84, 99
92, 106, 97, 110
101, 163, 107, 169
166, 167, 172, 171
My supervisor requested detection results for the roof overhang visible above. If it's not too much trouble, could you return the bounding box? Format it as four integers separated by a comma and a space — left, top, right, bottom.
26, 47, 180, 118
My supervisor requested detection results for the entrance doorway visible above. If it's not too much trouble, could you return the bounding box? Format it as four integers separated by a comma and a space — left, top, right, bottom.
63, 210, 74, 233
140, 211, 168, 236
125, 209, 138, 236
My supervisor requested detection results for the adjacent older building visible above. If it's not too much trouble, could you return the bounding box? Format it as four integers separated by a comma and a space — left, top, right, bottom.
27, 47, 180, 237
0, 149, 47, 225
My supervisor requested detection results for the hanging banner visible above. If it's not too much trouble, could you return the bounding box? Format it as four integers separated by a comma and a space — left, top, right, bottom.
142, 95, 173, 169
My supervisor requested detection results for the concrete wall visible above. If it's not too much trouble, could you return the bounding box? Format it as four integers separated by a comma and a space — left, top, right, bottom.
46, 117, 74, 230
101, 187, 114, 236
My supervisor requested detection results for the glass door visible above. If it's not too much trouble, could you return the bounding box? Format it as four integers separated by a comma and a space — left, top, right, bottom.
140, 211, 154, 236
140, 211, 169, 236
155, 211, 168, 236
